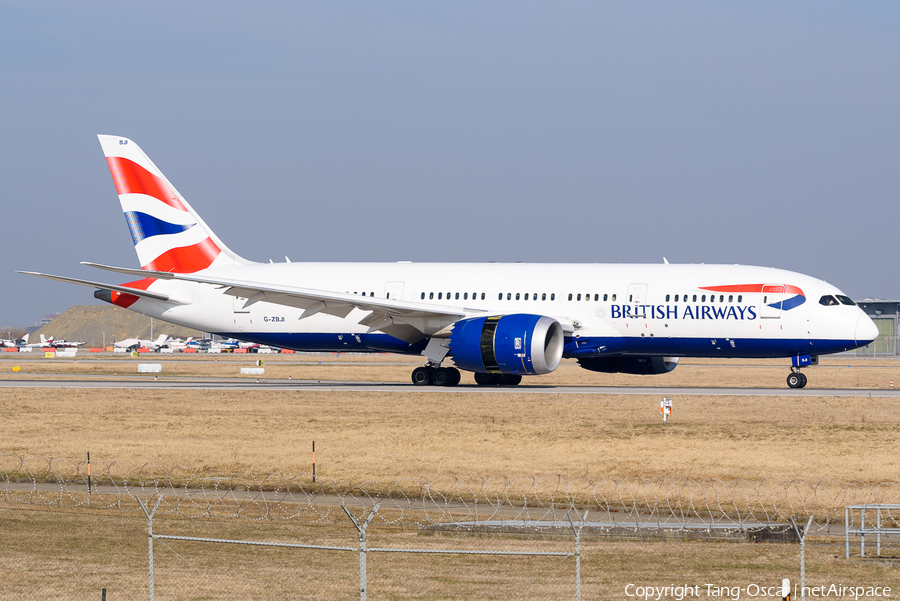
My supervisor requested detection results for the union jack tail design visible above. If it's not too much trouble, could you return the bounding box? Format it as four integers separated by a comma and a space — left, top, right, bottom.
98, 135, 249, 273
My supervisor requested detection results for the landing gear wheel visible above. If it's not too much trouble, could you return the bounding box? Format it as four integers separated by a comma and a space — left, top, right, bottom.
412, 366, 433, 386
474, 373, 500, 386
787, 372, 802, 388
497, 374, 522, 386
798, 372, 808, 388
445, 367, 461, 386
431, 367, 460, 387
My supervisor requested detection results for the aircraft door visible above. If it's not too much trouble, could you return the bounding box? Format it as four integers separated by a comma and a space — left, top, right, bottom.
233, 296, 250, 314
759, 284, 784, 319
384, 281, 405, 301
627, 283, 648, 318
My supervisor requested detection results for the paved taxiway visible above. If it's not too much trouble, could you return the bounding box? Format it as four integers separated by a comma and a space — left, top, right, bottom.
1, 376, 899, 396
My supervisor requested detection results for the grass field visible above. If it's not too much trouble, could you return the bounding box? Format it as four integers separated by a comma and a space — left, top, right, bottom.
2, 355, 899, 485
2, 355, 899, 599
1, 504, 897, 600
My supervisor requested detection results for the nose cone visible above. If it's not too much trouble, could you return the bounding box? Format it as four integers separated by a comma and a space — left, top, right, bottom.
856, 313, 879, 345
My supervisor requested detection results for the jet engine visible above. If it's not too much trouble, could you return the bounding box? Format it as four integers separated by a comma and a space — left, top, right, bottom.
577, 356, 679, 375
450, 314, 564, 375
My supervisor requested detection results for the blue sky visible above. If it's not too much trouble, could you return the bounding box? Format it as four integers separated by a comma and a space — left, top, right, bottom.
2, 1, 899, 327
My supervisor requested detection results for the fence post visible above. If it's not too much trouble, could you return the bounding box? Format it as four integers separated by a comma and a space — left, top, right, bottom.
343, 503, 381, 601
138, 495, 163, 601
845, 506, 850, 559
791, 516, 814, 601
567, 510, 587, 601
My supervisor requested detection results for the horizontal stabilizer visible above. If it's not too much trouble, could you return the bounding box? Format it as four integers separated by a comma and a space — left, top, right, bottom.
18, 271, 173, 303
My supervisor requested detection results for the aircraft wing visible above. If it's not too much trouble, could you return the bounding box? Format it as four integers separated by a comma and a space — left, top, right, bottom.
81, 263, 477, 343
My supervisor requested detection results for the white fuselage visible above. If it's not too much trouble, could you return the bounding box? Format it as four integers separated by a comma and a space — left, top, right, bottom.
122, 261, 875, 360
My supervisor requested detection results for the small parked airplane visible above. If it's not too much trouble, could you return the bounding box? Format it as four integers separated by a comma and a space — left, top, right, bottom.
22, 136, 879, 388
113, 334, 169, 352
0, 334, 28, 348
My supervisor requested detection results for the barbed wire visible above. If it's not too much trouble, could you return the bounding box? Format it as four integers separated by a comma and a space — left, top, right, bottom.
2, 453, 899, 532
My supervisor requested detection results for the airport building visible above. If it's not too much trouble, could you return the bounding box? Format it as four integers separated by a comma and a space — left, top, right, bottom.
855, 299, 899, 355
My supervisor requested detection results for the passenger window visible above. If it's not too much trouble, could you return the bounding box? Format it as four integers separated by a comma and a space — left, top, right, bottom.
720, 295, 724, 302
438, 292, 442, 300
666, 294, 670, 302
674, 294, 679, 302
507, 293, 512, 300
763, 296, 767, 303
585, 294, 589, 302
551, 293, 555, 301
421, 292, 425, 299
542, 293, 546, 301
629, 295, 633, 302
429, 292, 434, 300
524, 293, 529, 300
692, 294, 697, 302
481, 293, 485, 300
568, 294, 573, 301
594, 294, 599, 301
455, 292, 459, 300
577, 294, 581, 301
534, 293, 538, 301
728, 295, 733, 303
611, 294, 616, 301
464, 292, 468, 300
819, 295, 839, 306
603, 294, 608, 301
516, 293, 520, 300
701, 295, 706, 302
738, 295, 742, 303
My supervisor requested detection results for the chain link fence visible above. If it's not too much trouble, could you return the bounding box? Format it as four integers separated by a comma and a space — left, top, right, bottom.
3, 454, 900, 599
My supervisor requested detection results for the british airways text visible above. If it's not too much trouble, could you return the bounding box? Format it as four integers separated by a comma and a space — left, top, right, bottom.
610, 305, 758, 320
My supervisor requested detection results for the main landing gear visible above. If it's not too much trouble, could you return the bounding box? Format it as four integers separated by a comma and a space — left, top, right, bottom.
474, 373, 522, 386
411, 364, 461, 387
786, 369, 808, 389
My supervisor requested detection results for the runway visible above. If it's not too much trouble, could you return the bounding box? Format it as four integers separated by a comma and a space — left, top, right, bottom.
1, 376, 898, 396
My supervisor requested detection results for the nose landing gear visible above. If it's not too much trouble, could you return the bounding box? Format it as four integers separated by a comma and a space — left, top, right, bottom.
786, 369, 808, 389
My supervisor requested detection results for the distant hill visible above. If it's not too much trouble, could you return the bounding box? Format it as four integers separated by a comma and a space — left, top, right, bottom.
31, 305, 204, 347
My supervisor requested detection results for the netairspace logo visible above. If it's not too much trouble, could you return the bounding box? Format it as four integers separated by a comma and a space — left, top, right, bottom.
623, 583, 892, 600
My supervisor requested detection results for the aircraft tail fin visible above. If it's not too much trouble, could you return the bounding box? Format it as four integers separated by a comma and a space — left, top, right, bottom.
97, 135, 252, 273
156, 334, 168, 344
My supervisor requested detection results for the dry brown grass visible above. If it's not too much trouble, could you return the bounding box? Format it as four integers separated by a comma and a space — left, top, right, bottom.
0, 503, 895, 600
3, 356, 899, 598
1, 382, 898, 486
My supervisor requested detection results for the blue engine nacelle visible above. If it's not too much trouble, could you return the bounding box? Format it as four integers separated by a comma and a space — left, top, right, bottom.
449, 314, 565, 375
577, 356, 679, 375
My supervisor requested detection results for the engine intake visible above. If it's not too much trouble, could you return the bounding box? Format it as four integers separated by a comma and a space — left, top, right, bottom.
577, 356, 679, 375
450, 314, 564, 375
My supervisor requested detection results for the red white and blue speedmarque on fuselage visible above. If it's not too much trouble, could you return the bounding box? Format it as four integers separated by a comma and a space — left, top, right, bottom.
22, 136, 879, 388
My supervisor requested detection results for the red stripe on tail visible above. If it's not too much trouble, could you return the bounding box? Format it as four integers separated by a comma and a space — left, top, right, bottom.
142, 237, 221, 273
106, 156, 188, 211
111, 278, 156, 308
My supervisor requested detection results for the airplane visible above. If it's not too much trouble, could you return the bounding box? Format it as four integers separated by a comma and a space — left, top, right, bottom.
164, 337, 194, 351
45, 336, 87, 348
0, 334, 28, 348
113, 334, 169, 352
21, 135, 880, 388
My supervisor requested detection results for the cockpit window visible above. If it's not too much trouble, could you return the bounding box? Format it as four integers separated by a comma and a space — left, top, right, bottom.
819, 295, 839, 306
836, 295, 856, 306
